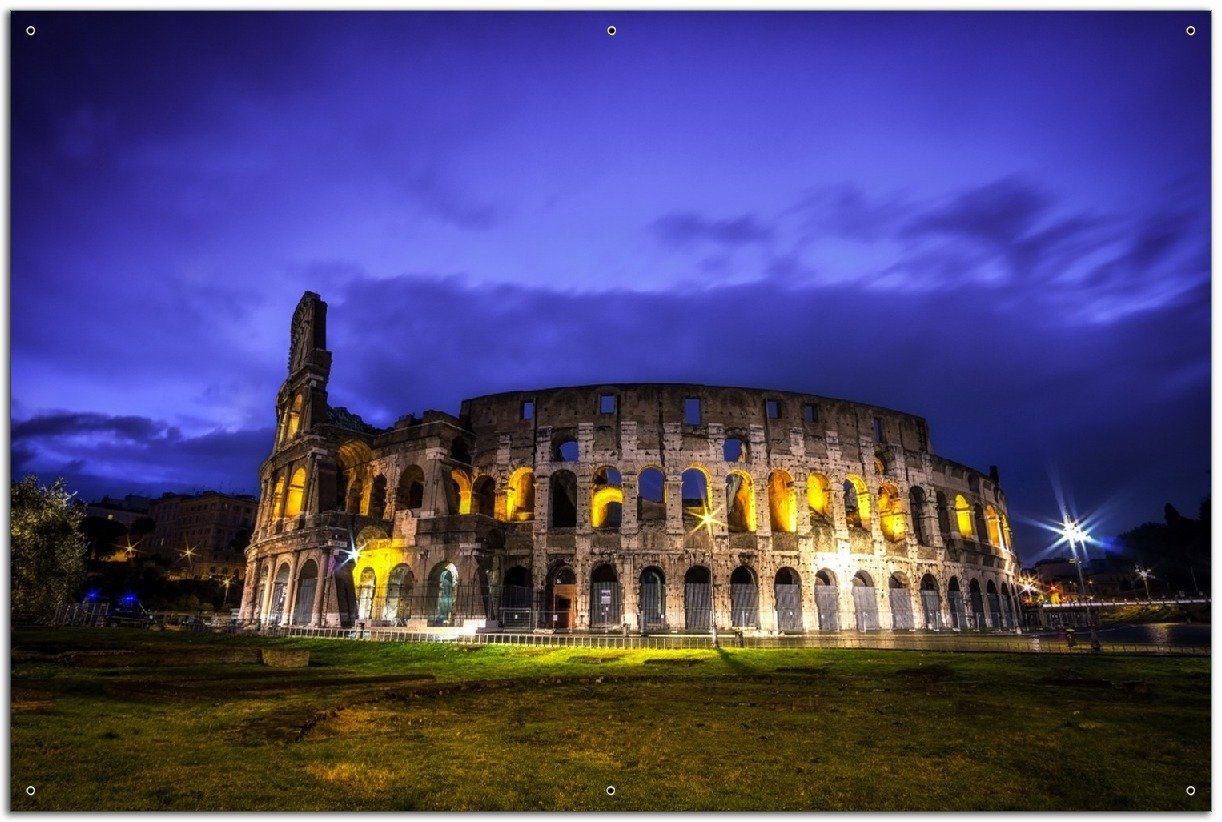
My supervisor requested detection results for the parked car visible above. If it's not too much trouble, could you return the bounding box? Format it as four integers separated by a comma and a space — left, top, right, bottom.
106, 596, 154, 628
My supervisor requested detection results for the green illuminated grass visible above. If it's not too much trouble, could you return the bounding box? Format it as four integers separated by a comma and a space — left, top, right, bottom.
10, 628, 1210, 811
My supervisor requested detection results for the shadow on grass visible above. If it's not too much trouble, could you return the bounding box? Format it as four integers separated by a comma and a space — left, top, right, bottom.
714, 645, 754, 675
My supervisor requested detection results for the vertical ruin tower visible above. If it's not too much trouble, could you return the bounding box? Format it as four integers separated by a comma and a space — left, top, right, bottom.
241, 292, 1022, 634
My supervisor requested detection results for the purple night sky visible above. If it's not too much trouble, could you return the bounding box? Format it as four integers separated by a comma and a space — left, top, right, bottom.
10, 11, 1210, 564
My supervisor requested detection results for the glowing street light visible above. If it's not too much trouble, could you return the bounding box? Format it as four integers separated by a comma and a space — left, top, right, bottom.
1135, 566, 1153, 600
1060, 519, 1100, 652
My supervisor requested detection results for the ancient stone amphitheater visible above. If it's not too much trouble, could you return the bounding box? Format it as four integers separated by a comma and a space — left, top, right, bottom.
241, 292, 1023, 634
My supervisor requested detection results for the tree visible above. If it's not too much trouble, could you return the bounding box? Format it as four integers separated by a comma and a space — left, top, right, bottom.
11, 475, 88, 613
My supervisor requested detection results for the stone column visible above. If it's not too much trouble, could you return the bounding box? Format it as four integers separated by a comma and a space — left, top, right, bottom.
753, 470, 772, 538
757, 564, 776, 633
620, 472, 639, 533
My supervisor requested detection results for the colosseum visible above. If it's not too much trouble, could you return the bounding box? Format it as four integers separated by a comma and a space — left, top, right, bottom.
240, 292, 1023, 634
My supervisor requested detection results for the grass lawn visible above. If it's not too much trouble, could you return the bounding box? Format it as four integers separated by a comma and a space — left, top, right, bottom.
10, 628, 1210, 811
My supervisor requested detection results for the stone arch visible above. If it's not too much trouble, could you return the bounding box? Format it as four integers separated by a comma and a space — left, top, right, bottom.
814, 568, 840, 631
355, 566, 376, 621
472, 475, 496, 517
591, 466, 623, 530
729, 565, 759, 628
284, 393, 303, 441
426, 561, 459, 626
936, 491, 952, 539
909, 486, 928, 545
368, 474, 387, 518
500, 565, 533, 628
291, 558, 317, 625
723, 435, 747, 463
986, 579, 1003, 628
683, 565, 712, 630
637, 466, 666, 525
844, 475, 870, 528
546, 562, 578, 630
807, 472, 831, 521
639, 566, 666, 631
506, 467, 535, 521
681, 465, 712, 528
270, 473, 286, 520
768, 469, 797, 533
551, 431, 579, 462
985, 505, 1002, 546
346, 477, 364, 515
919, 573, 943, 629
383, 564, 413, 624
589, 563, 622, 628
888, 571, 914, 630
947, 575, 966, 629
877, 482, 905, 541
774, 567, 803, 631
269, 561, 291, 624
968, 577, 986, 630
973, 504, 988, 544
447, 469, 471, 515
396, 465, 425, 511
954, 494, 973, 537
550, 470, 578, 528
726, 469, 756, 533
851, 570, 879, 631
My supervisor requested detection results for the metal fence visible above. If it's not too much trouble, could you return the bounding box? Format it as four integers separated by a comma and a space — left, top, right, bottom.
252, 624, 1209, 656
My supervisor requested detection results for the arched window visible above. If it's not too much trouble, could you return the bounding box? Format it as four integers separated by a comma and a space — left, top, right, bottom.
681, 467, 711, 528
473, 476, 496, 517
447, 469, 471, 516
292, 559, 318, 625
591, 466, 622, 530
506, 468, 535, 521
270, 473, 286, 520
909, 487, 928, 545
877, 483, 904, 541
589, 563, 621, 627
724, 436, 747, 463
368, 474, 387, 518
638, 467, 665, 525
285, 393, 303, 441
768, 470, 796, 533
356, 567, 376, 621
383, 565, 412, 623
844, 475, 870, 528
346, 478, 364, 515
284, 467, 307, 518
639, 567, 665, 631
954, 494, 972, 537
550, 470, 578, 528
727, 470, 756, 533
552, 434, 578, 462
396, 465, 425, 511
807, 473, 830, 521
985, 505, 1001, 546
729, 566, 759, 628
973, 504, 988, 544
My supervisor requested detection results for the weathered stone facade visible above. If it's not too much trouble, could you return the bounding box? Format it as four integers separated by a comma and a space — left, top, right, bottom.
241, 292, 1023, 633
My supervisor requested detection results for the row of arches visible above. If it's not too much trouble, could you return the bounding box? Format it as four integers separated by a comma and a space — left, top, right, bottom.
262, 454, 1008, 555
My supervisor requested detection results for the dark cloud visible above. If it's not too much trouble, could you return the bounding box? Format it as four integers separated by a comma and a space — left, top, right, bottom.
902, 176, 1051, 246
12, 412, 180, 442
12, 412, 271, 501
652, 212, 775, 247
404, 168, 499, 231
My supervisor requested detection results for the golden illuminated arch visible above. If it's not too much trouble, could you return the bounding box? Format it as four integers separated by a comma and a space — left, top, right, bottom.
954, 494, 973, 537
985, 505, 1001, 546
844, 475, 870, 528
590, 466, 623, 529
1001, 514, 1013, 550
807, 472, 830, 519
336, 439, 374, 470
285, 394, 303, 440
270, 473, 286, 520
727, 469, 756, 533
506, 467, 535, 521
284, 466, 307, 518
877, 482, 905, 541
768, 469, 796, 533
874, 457, 886, 476
449, 469, 472, 515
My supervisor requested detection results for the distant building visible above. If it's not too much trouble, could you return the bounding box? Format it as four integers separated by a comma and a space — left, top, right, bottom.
79, 494, 151, 528
1031, 555, 1130, 600
145, 491, 257, 581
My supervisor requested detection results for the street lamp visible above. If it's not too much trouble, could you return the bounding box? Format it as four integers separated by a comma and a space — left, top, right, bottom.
1060, 519, 1100, 652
